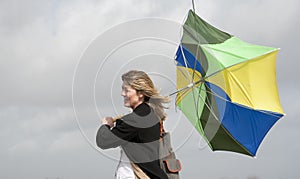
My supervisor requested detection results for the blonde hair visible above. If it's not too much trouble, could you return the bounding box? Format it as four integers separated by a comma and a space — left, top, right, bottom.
122, 70, 170, 121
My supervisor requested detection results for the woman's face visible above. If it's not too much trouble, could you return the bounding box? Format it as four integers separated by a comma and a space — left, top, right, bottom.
121, 82, 144, 109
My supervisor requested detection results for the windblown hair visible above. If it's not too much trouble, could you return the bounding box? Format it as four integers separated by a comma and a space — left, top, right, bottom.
122, 70, 170, 121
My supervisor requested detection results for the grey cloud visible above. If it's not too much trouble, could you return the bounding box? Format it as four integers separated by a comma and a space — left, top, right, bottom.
1, 0, 299, 178
0, 106, 76, 152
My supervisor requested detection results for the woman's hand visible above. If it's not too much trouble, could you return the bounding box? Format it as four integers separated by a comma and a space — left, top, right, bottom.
102, 117, 114, 128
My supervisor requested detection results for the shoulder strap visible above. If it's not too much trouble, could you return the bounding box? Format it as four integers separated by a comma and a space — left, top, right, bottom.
160, 121, 165, 138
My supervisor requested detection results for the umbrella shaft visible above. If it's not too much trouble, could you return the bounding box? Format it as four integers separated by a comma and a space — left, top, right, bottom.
169, 79, 203, 96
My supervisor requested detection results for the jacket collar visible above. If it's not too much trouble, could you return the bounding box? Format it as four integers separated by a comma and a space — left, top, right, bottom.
133, 102, 151, 117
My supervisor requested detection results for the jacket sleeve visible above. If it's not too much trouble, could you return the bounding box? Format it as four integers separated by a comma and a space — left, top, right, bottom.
96, 120, 137, 149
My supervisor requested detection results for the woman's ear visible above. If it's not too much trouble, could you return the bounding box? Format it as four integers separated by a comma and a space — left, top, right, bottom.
137, 91, 144, 100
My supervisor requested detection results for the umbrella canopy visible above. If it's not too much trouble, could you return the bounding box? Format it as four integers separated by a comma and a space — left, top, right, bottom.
175, 10, 284, 156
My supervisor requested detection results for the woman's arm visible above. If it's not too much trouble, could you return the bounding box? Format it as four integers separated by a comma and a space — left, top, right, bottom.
96, 120, 137, 149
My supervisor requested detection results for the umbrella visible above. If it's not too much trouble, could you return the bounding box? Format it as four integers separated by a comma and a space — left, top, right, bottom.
174, 10, 284, 156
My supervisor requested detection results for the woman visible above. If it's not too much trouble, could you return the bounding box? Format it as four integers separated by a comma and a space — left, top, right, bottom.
96, 70, 170, 179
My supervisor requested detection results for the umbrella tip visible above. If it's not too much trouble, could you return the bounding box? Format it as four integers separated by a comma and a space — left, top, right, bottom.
192, 0, 196, 13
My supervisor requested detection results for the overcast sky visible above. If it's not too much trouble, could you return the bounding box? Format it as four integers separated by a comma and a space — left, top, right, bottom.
1, 0, 299, 178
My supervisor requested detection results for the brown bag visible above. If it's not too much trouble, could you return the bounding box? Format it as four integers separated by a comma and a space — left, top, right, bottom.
159, 122, 181, 179
130, 122, 181, 179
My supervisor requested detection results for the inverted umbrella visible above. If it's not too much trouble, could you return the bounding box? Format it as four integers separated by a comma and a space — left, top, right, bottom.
174, 10, 284, 156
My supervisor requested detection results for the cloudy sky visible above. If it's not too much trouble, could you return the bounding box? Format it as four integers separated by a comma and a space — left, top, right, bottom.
1, 0, 299, 178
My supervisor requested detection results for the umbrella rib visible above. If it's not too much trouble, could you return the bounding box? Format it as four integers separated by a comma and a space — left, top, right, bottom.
183, 26, 200, 45
193, 82, 217, 148
192, 82, 205, 122
177, 62, 191, 82
173, 45, 194, 99
179, 42, 203, 84
188, 8, 201, 85
180, 44, 191, 73
174, 49, 199, 103
190, 80, 221, 129
191, 44, 201, 84
196, 84, 220, 128
173, 43, 202, 98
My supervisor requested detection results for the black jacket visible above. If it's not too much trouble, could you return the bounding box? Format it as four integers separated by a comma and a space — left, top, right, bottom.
96, 103, 168, 179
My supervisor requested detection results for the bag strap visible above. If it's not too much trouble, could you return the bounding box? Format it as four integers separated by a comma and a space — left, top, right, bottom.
130, 162, 150, 179
160, 121, 165, 138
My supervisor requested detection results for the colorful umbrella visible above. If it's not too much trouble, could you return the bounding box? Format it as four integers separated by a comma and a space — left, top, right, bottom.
174, 10, 284, 156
